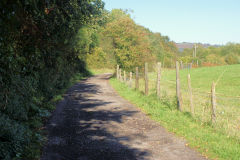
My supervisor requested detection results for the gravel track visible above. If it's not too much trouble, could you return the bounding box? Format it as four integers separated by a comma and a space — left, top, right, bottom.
41, 74, 206, 160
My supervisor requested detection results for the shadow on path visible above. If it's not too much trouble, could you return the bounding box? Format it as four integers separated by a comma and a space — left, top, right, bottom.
41, 76, 150, 160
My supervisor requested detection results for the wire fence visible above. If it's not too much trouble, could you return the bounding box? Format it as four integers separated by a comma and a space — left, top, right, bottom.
116, 63, 240, 139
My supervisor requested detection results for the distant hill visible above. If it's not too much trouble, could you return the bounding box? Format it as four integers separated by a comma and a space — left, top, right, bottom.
176, 42, 220, 52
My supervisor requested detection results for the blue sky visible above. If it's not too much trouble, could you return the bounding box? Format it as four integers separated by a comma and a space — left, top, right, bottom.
103, 0, 240, 45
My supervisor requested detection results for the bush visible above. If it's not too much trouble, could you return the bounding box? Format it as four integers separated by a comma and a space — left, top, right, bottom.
86, 47, 109, 68
205, 54, 225, 65
0, 0, 103, 159
225, 53, 239, 64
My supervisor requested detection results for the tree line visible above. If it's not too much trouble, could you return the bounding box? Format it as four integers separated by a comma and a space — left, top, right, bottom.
83, 9, 178, 71
179, 43, 240, 66
0, 0, 103, 159
1, 1, 239, 159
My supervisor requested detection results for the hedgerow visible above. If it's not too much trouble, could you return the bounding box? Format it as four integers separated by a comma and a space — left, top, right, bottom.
0, 0, 103, 159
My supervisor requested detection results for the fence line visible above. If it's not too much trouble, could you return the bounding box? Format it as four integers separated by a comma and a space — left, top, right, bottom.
116, 62, 240, 139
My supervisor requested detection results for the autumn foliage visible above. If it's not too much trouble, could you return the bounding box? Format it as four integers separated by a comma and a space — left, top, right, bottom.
86, 9, 178, 71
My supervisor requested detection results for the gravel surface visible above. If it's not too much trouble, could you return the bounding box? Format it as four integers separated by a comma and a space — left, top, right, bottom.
41, 74, 207, 160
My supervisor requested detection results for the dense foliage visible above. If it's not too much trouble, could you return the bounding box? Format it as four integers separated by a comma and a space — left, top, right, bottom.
179, 43, 240, 66
2, 1, 238, 159
0, 0, 103, 159
85, 9, 178, 71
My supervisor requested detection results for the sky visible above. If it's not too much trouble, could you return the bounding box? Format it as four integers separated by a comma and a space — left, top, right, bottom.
103, 0, 240, 45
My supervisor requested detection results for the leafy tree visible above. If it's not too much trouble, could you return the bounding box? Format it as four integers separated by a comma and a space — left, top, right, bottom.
225, 53, 239, 64
0, 0, 104, 159
86, 9, 178, 71
179, 43, 240, 66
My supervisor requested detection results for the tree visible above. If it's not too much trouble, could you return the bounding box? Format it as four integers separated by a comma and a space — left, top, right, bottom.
0, 0, 104, 159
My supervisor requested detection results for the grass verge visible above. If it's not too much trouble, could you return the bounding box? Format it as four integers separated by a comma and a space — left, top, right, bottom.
110, 78, 240, 160
51, 72, 90, 103
89, 68, 114, 75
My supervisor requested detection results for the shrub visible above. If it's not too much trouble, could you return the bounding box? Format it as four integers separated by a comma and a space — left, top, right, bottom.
0, 0, 103, 159
225, 53, 239, 64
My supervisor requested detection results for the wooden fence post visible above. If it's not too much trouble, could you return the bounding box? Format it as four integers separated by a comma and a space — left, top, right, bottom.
119, 69, 122, 82
157, 62, 161, 98
196, 60, 199, 67
145, 62, 149, 95
180, 61, 183, 69
211, 82, 217, 123
129, 72, 132, 88
117, 65, 119, 79
188, 74, 194, 114
176, 61, 183, 111
135, 67, 139, 90
124, 70, 126, 82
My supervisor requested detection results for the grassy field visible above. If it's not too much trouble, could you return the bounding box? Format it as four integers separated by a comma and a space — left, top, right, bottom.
133, 64, 240, 139
110, 64, 240, 160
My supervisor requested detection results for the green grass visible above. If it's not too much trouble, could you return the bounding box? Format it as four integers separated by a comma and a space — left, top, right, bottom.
89, 68, 114, 75
51, 72, 89, 103
131, 64, 240, 139
110, 78, 240, 160
52, 68, 114, 103
159, 64, 240, 97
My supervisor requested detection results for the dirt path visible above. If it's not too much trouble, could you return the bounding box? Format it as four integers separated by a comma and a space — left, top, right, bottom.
41, 74, 206, 160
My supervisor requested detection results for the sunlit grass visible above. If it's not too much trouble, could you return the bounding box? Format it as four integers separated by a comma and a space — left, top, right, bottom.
110, 77, 240, 160
89, 68, 114, 75
128, 64, 240, 139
